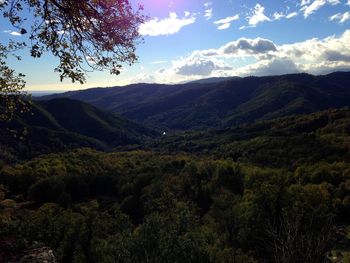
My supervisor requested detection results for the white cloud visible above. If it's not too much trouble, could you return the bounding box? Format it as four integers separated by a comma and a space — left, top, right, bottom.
10, 31, 21, 36
347, 0, 350, 6
139, 12, 196, 36
214, 14, 239, 30
286, 12, 298, 19
301, 0, 312, 6
273, 11, 298, 20
273, 11, 298, 21
301, 0, 340, 18
204, 8, 213, 20
214, 15, 240, 25
301, 0, 326, 17
173, 57, 232, 76
127, 57, 232, 84
221, 38, 277, 55
204, 1, 213, 20
273, 12, 285, 20
4, 30, 22, 36
217, 23, 230, 30
329, 11, 350, 23
240, 3, 299, 29
247, 3, 271, 27
175, 58, 218, 76
328, 0, 341, 5
192, 37, 277, 57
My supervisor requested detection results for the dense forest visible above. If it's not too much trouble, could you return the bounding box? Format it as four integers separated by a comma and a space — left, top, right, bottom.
1, 82, 350, 262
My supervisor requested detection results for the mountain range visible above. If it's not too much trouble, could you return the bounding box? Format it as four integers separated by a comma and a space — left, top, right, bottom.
40, 71, 350, 131
3, 71, 350, 162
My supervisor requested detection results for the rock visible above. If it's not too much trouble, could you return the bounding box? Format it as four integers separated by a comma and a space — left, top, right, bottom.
20, 247, 57, 263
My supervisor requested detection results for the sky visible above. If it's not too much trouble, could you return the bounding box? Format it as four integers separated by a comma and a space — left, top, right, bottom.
1, 0, 350, 91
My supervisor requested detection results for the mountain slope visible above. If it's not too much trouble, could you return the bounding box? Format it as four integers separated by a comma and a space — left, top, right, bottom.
0, 98, 157, 161
38, 98, 157, 145
40, 72, 350, 130
149, 107, 350, 169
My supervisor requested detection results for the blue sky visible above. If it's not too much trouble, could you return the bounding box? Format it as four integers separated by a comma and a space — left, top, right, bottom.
1, 0, 350, 90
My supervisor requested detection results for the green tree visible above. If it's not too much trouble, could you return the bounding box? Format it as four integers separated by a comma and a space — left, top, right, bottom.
0, 41, 27, 121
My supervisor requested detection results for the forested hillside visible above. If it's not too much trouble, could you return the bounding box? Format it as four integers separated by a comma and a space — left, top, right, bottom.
1, 106, 350, 262
0, 98, 157, 163
150, 107, 350, 169
41, 72, 350, 130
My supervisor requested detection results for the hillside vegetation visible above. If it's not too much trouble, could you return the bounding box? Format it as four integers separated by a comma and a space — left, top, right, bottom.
150, 107, 350, 169
0, 98, 157, 162
1, 106, 350, 262
41, 72, 350, 130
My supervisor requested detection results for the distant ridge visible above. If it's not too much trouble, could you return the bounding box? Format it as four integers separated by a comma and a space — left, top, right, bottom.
29, 90, 68, 97
187, 76, 241, 84
39, 71, 350, 131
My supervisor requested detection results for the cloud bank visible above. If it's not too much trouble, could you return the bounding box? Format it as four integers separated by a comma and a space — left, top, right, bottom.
130, 30, 350, 83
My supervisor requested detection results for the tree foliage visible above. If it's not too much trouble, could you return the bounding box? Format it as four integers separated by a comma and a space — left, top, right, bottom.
2, 108, 350, 261
0, 41, 27, 121
0, 0, 145, 119
1, 149, 350, 262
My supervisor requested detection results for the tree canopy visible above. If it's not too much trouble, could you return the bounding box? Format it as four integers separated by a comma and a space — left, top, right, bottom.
0, 0, 145, 120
